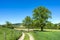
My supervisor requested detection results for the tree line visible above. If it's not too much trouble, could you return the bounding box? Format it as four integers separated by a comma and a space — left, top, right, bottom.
22, 6, 60, 31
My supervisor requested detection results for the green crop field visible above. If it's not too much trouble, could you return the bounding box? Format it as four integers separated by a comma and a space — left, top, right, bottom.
0, 27, 22, 40
31, 31, 60, 40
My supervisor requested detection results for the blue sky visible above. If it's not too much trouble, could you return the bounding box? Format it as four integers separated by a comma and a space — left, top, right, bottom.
0, 0, 60, 24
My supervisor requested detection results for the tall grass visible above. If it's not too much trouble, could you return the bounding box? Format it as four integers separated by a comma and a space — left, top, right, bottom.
0, 27, 22, 40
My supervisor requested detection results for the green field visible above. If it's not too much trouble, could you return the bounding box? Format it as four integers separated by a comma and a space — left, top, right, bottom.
31, 31, 60, 40
0, 27, 22, 40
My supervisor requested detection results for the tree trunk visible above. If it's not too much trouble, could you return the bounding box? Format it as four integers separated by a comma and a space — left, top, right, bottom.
28, 26, 29, 32
28, 28, 29, 32
41, 27, 43, 31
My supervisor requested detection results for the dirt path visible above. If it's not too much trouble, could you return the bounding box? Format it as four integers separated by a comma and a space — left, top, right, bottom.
18, 32, 25, 40
27, 33, 34, 40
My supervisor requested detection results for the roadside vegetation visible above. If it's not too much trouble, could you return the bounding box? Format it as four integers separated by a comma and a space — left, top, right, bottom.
0, 27, 22, 40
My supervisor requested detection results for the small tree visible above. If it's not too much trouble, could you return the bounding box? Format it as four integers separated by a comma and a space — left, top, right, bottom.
23, 16, 32, 32
57, 23, 60, 29
33, 6, 51, 31
45, 21, 54, 29
6, 21, 14, 29
30, 20, 36, 29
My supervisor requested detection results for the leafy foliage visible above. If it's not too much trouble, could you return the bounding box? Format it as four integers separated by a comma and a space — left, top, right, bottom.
23, 16, 32, 29
33, 6, 51, 31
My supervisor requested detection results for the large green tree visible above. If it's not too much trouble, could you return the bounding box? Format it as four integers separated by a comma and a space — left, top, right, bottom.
23, 16, 32, 32
33, 6, 51, 31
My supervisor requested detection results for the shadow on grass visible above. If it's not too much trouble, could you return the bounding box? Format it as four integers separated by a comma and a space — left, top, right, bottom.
32, 30, 52, 33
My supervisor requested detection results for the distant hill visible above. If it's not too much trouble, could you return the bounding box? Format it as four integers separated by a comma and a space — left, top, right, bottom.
0, 23, 22, 28
12, 23, 22, 27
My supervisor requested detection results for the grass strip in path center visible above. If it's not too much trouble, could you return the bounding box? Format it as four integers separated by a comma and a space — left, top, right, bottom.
27, 33, 34, 40
24, 33, 30, 40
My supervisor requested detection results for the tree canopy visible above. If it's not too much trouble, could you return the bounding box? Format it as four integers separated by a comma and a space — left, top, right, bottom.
33, 6, 51, 31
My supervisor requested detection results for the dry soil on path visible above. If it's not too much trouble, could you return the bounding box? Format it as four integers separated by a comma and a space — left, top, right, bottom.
18, 32, 25, 40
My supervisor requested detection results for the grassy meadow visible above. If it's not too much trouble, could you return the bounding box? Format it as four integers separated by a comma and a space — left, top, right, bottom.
31, 31, 60, 40
0, 27, 22, 40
